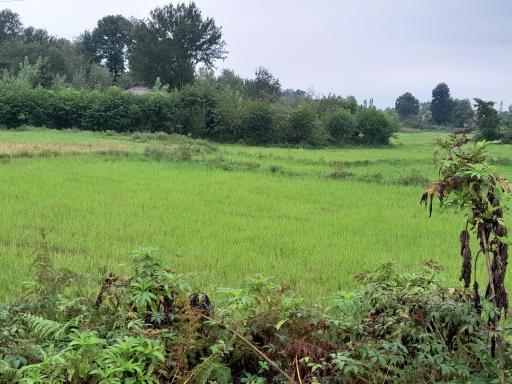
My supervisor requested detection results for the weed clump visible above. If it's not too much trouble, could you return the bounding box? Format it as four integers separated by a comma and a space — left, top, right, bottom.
392, 168, 429, 186
327, 164, 355, 179
144, 137, 217, 162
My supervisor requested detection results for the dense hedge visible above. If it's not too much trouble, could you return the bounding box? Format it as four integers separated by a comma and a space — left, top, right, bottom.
0, 81, 397, 146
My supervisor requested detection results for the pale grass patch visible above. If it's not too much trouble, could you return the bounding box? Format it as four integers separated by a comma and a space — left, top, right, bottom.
0, 143, 132, 157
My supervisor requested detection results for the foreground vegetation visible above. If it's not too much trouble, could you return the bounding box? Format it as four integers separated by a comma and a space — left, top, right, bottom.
1, 249, 511, 383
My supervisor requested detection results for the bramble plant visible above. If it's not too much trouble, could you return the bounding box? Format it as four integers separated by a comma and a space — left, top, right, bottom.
422, 133, 511, 383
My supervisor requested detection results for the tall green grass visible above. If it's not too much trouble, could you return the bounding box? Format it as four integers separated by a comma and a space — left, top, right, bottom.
0, 128, 511, 302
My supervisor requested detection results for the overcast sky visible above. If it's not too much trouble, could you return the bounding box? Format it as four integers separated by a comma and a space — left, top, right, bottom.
4, 0, 512, 108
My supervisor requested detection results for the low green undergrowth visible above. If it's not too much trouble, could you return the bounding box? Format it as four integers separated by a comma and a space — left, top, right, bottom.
1, 249, 511, 383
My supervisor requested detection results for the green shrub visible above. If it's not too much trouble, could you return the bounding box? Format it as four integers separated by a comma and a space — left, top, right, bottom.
133, 91, 179, 133
311, 95, 358, 115
324, 108, 357, 145
356, 108, 397, 145
81, 88, 134, 131
502, 128, 512, 144
210, 88, 243, 142
0, 83, 51, 127
502, 116, 512, 144
239, 100, 275, 145
177, 83, 218, 138
286, 104, 316, 144
48, 87, 87, 128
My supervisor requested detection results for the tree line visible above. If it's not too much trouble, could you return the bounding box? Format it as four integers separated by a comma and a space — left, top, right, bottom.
0, 74, 397, 146
0, 4, 398, 146
393, 83, 512, 143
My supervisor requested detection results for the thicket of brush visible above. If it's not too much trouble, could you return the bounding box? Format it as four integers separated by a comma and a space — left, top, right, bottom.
0, 80, 397, 147
1, 248, 510, 383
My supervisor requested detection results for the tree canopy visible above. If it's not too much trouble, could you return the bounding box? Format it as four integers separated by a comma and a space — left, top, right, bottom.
243, 67, 281, 102
431, 83, 453, 124
451, 99, 474, 127
474, 98, 501, 141
0, 9, 22, 42
130, 2, 226, 88
87, 15, 133, 79
395, 92, 419, 118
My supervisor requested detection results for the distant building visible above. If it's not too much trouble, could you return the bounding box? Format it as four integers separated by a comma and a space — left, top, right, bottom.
125, 87, 151, 95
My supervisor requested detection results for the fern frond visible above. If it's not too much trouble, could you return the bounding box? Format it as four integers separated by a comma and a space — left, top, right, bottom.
186, 355, 232, 384
54, 315, 86, 340
24, 314, 63, 340
24, 314, 85, 341
0, 359, 18, 381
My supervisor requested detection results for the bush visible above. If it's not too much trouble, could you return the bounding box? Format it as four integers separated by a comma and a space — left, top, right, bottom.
286, 104, 316, 144
356, 108, 397, 145
48, 87, 87, 128
312, 95, 358, 115
239, 100, 275, 145
133, 91, 179, 133
210, 88, 243, 142
0, 83, 51, 127
81, 88, 134, 131
501, 115, 512, 144
324, 108, 357, 145
502, 127, 512, 144
176, 83, 218, 138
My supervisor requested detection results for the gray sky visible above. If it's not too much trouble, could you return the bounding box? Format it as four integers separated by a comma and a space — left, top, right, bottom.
5, 0, 512, 108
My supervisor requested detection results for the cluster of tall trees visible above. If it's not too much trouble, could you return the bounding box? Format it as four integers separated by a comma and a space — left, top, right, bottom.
0, 3, 398, 147
394, 84, 474, 128
394, 83, 512, 142
0, 3, 225, 90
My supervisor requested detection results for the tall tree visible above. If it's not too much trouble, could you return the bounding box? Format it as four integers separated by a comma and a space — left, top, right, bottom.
0, 12, 75, 87
0, 9, 22, 42
431, 83, 453, 124
91, 15, 133, 79
22, 26, 52, 45
217, 68, 244, 92
76, 30, 99, 65
474, 98, 501, 141
130, 2, 226, 88
243, 67, 281, 102
452, 99, 474, 127
395, 92, 419, 118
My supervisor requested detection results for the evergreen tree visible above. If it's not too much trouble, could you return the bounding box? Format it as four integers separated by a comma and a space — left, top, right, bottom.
431, 83, 453, 124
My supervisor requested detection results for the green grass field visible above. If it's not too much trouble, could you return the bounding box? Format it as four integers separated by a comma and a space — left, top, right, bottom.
1, 128, 511, 302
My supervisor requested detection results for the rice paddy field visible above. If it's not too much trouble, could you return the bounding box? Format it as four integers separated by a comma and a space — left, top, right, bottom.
1, 128, 511, 303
